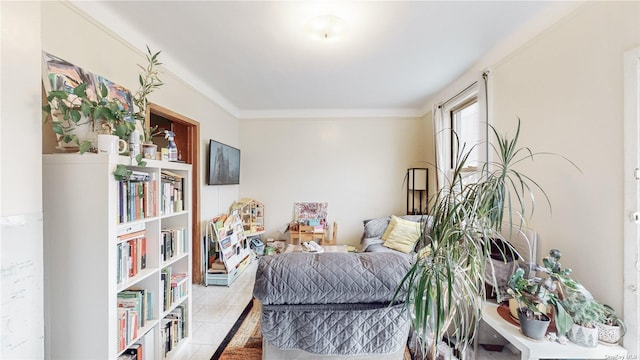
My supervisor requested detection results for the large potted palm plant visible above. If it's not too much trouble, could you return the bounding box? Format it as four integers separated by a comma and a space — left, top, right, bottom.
397, 119, 577, 359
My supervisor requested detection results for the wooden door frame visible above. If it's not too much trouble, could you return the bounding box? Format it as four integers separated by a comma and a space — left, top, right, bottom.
147, 103, 203, 284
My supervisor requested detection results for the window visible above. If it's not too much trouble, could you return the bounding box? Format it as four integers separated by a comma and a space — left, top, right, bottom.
433, 78, 488, 189
450, 98, 480, 170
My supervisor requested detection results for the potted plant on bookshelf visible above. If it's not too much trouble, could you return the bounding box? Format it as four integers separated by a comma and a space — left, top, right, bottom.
132, 46, 163, 160
43, 81, 133, 154
595, 304, 626, 344
395, 120, 579, 359
141, 125, 163, 159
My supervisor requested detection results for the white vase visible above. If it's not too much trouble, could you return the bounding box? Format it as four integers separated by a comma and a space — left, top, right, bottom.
567, 323, 598, 347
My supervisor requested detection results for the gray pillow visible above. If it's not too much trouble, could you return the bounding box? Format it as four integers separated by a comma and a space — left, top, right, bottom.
361, 216, 391, 242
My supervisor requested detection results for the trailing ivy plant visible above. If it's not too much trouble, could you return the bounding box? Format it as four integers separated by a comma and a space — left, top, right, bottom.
113, 164, 133, 182
43, 82, 133, 154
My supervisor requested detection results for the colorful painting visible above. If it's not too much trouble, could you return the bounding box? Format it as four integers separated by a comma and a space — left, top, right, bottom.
294, 202, 328, 223
43, 51, 97, 101
94, 75, 134, 121
43, 51, 134, 121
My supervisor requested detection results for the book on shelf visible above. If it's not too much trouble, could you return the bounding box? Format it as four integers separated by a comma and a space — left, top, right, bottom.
118, 291, 142, 329
160, 307, 186, 357
160, 170, 184, 215
117, 173, 157, 223
165, 304, 187, 341
117, 288, 152, 345
170, 273, 189, 303
117, 232, 147, 284
123, 342, 143, 360
161, 268, 172, 311
160, 227, 187, 262
117, 307, 129, 352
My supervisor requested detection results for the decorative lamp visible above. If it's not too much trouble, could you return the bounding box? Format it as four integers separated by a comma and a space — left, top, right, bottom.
407, 168, 429, 215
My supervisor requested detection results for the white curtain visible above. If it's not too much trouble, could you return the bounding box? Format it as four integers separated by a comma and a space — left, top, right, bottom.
432, 103, 447, 191
432, 70, 492, 192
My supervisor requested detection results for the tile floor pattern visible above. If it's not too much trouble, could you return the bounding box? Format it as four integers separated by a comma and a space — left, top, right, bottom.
179, 259, 521, 360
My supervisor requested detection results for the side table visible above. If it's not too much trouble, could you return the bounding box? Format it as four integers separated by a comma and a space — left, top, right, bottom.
478, 302, 628, 360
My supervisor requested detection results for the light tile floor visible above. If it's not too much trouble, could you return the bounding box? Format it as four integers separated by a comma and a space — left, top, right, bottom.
179, 258, 520, 360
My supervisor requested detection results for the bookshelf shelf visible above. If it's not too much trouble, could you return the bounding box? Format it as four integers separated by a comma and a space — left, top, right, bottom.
43, 153, 193, 360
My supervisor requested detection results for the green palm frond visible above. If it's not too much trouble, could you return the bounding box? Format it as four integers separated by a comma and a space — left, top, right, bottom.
397, 119, 579, 359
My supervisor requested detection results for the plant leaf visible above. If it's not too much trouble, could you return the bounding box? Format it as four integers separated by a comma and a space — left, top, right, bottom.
100, 82, 108, 98
70, 110, 82, 123
73, 83, 87, 97
113, 164, 132, 181
78, 140, 92, 154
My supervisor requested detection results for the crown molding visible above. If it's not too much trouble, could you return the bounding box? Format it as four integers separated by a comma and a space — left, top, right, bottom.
236, 107, 424, 120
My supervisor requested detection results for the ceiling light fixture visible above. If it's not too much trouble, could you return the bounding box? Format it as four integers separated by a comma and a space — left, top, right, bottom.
306, 14, 346, 41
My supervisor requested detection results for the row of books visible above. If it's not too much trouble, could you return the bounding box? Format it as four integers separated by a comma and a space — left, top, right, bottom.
160, 304, 187, 358
160, 267, 189, 312
160, 227, 187, 263
117, 288, 153, 352
117, 231, 147, 285
117, 307, 138, 353
117, 329, 154, 360
118, 171, 158, 224
160, 170, 184, 216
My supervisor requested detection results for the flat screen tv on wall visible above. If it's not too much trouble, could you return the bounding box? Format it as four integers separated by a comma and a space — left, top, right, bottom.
208, 139, 240, 185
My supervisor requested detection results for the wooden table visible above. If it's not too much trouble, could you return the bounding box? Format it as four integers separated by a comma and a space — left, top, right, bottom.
477, 302, 628, 360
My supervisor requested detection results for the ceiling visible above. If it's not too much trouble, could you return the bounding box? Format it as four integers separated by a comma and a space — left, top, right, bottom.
71, 1, 565, 119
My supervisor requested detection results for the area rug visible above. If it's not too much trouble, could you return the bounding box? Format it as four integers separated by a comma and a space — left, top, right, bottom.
211, 298, 412, 360
211, 299, 262, 360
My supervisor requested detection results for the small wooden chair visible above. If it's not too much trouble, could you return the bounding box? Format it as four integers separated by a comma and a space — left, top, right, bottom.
321, 222, 338, 245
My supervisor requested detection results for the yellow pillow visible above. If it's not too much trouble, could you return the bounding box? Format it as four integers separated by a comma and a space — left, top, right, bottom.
382, 216, 421, 253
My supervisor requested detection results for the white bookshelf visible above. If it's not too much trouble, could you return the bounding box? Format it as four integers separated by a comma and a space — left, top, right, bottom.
43, 153, 192, 360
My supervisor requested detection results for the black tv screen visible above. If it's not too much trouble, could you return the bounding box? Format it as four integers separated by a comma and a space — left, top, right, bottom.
208, 139, 240, 185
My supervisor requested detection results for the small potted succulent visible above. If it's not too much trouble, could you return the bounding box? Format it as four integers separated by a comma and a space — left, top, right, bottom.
562, 293, 604, 347
141, 125, 164, 159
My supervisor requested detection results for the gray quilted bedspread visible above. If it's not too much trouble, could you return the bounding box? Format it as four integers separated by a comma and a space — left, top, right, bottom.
253, 252, 411, 355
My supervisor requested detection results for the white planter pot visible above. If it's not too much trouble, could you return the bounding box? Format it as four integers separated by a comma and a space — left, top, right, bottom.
567, 323, 598, 347
596, 322, 623, 344
142, 143, 158, 159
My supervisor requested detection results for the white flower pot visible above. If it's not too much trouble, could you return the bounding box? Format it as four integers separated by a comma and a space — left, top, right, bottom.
567, 323, 598, 347
596, 322, 622, 344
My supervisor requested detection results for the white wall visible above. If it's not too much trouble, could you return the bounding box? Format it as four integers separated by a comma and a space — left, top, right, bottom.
1, 1, 45, 358
2, 2, 43, 215
40, 1, 240, 232
471, 2, 638, 311
239, 116, 426, 246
